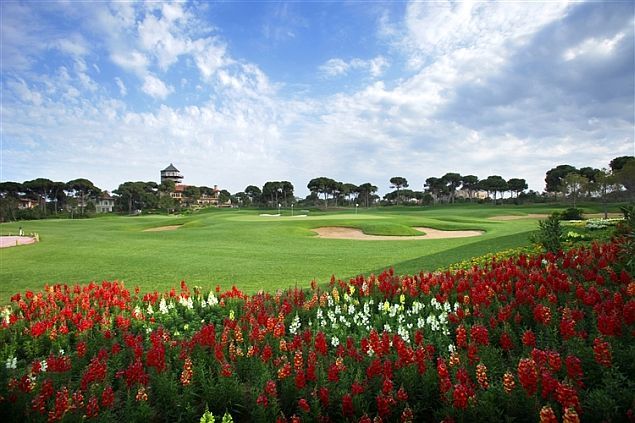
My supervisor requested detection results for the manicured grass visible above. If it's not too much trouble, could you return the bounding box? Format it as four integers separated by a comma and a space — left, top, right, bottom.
0, 204, 609, 303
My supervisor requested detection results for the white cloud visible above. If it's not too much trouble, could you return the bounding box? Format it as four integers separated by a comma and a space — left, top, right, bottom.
141, 74, 173, 99
115, 77, 127, 96
563, 32, 625, 61
319, 56, 389, 78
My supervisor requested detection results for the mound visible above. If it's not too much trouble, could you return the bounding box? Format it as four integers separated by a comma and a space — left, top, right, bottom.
488, 214, 549, 221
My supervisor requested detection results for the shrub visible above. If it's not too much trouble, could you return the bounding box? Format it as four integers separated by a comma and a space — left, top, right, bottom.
560, 207, 583, 221
532, 212, 562, 253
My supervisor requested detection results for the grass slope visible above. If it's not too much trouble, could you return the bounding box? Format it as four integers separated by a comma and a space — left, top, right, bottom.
0, 204, 602, 303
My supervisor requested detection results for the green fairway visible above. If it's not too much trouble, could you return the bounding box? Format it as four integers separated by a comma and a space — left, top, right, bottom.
0, 204, 590, 302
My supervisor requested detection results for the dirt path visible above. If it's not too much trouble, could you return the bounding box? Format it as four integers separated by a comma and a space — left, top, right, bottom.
0, 236, 37, 248
143, 225, 182, 232
313, 227, 483, 240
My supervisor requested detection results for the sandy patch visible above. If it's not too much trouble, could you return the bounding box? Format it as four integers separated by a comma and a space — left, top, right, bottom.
488, 214, 550, 221
0, 236, 37, 248
313, 227, 483, 241
143, 225, 182, 232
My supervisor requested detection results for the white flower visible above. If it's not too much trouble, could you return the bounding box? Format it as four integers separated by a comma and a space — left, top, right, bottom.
146, 304, 154, 315
331, 336, 340, 347
289, 314, 301, 335
159, 298, 169, 314
5, 357, 17, 370
448, 344, 456, 353
383, 323, 392, 332
40, 360, 47, 373
59, 349, 65, 356
207, 292, 218, 306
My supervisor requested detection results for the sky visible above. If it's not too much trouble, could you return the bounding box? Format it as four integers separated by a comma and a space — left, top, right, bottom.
1, 0, 634, 197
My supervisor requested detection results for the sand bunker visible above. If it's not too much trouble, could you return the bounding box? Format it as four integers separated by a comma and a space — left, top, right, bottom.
143, 225, 182, 232
0, 236, 37, 248
313, 227, 483, 240
488, 214, 549, 221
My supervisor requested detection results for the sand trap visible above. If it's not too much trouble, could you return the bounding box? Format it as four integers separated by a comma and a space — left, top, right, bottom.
0, 236, 37, 248
488, 214, 549, 221
143, 225, 182, 232
259, 213, 281, 217
313, 227, 483, 240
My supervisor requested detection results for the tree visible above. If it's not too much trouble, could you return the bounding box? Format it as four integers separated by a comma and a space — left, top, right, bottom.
49, 182, 67, 214
113, 181, 156, 214
461, 175, 479, 202
219, 190, 232, 204
561, 173, 588, 208
67, 178, 100, 216
342, 183, 358, 205
307, 177, 337, 208
24, 178, 53, 215
616, 160, 635, 199
545, 165, 577, 197
594, 169, 617, 218
356, 183, 378, 208
609, 156, 635, 172
158, 194, 176, 212
441, 173, 462, 203
424, 177, 448, 203
159, 179, 176, 194
262, 181, 281, 206
245, 185, 262, 206
280, 181, 294, 206
183, 186, 201, 203
479, 176, 508, 204
507, 178, 528, 198
389, 177, 409, 204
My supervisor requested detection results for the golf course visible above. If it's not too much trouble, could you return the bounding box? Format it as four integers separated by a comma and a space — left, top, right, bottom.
0, 204, 594, 303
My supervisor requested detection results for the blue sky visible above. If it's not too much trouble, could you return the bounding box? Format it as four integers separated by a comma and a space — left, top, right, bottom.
1, 0, 634, 196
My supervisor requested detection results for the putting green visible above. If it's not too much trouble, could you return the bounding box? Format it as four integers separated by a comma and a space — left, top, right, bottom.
0, 205, 574, 303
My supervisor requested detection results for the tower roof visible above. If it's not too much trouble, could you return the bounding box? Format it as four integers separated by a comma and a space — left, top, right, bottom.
162, 163, 180, 172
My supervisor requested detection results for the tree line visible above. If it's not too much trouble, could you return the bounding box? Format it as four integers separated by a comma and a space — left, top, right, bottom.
2, 155, 633, 220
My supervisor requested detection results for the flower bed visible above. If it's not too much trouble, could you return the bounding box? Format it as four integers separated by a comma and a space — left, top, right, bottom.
1, 240, 634, 422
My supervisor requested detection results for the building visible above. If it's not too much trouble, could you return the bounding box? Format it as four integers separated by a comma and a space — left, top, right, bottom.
96, 191, 115, 213
18, 198, 37, 210
161, 164, 222, 206
161, 163, 184, 185
455, 189, 489, 200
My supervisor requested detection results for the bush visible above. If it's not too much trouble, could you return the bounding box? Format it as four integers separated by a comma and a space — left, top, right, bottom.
560, 207, 584, 220
532, 212, 562, 252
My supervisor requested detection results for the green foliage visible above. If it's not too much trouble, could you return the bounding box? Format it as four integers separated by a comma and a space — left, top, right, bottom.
532, 212, 562, 252
560, 207, 583, 220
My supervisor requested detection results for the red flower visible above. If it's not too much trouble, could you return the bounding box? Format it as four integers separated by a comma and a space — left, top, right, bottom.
315, 332, 328, 356
382, 378, 394, 395
101, 386, 114, 408
470, 324, 489, 346
565, 355, 583, 387
455, 325, 467, 348
257, 393, 269, 408
397, 386, 408, 402
265, 380, 277, 397
499, 332, 514, 351
517, 358, 538, 396
351, 381, 365, 396
593, 337, 612, 367
318, 387, 329, 408
295, 371, 306, 389
521, 330, 536, 348
452, 384, 469, 409
298, 398, 310, 413
342, 393, 354, 417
